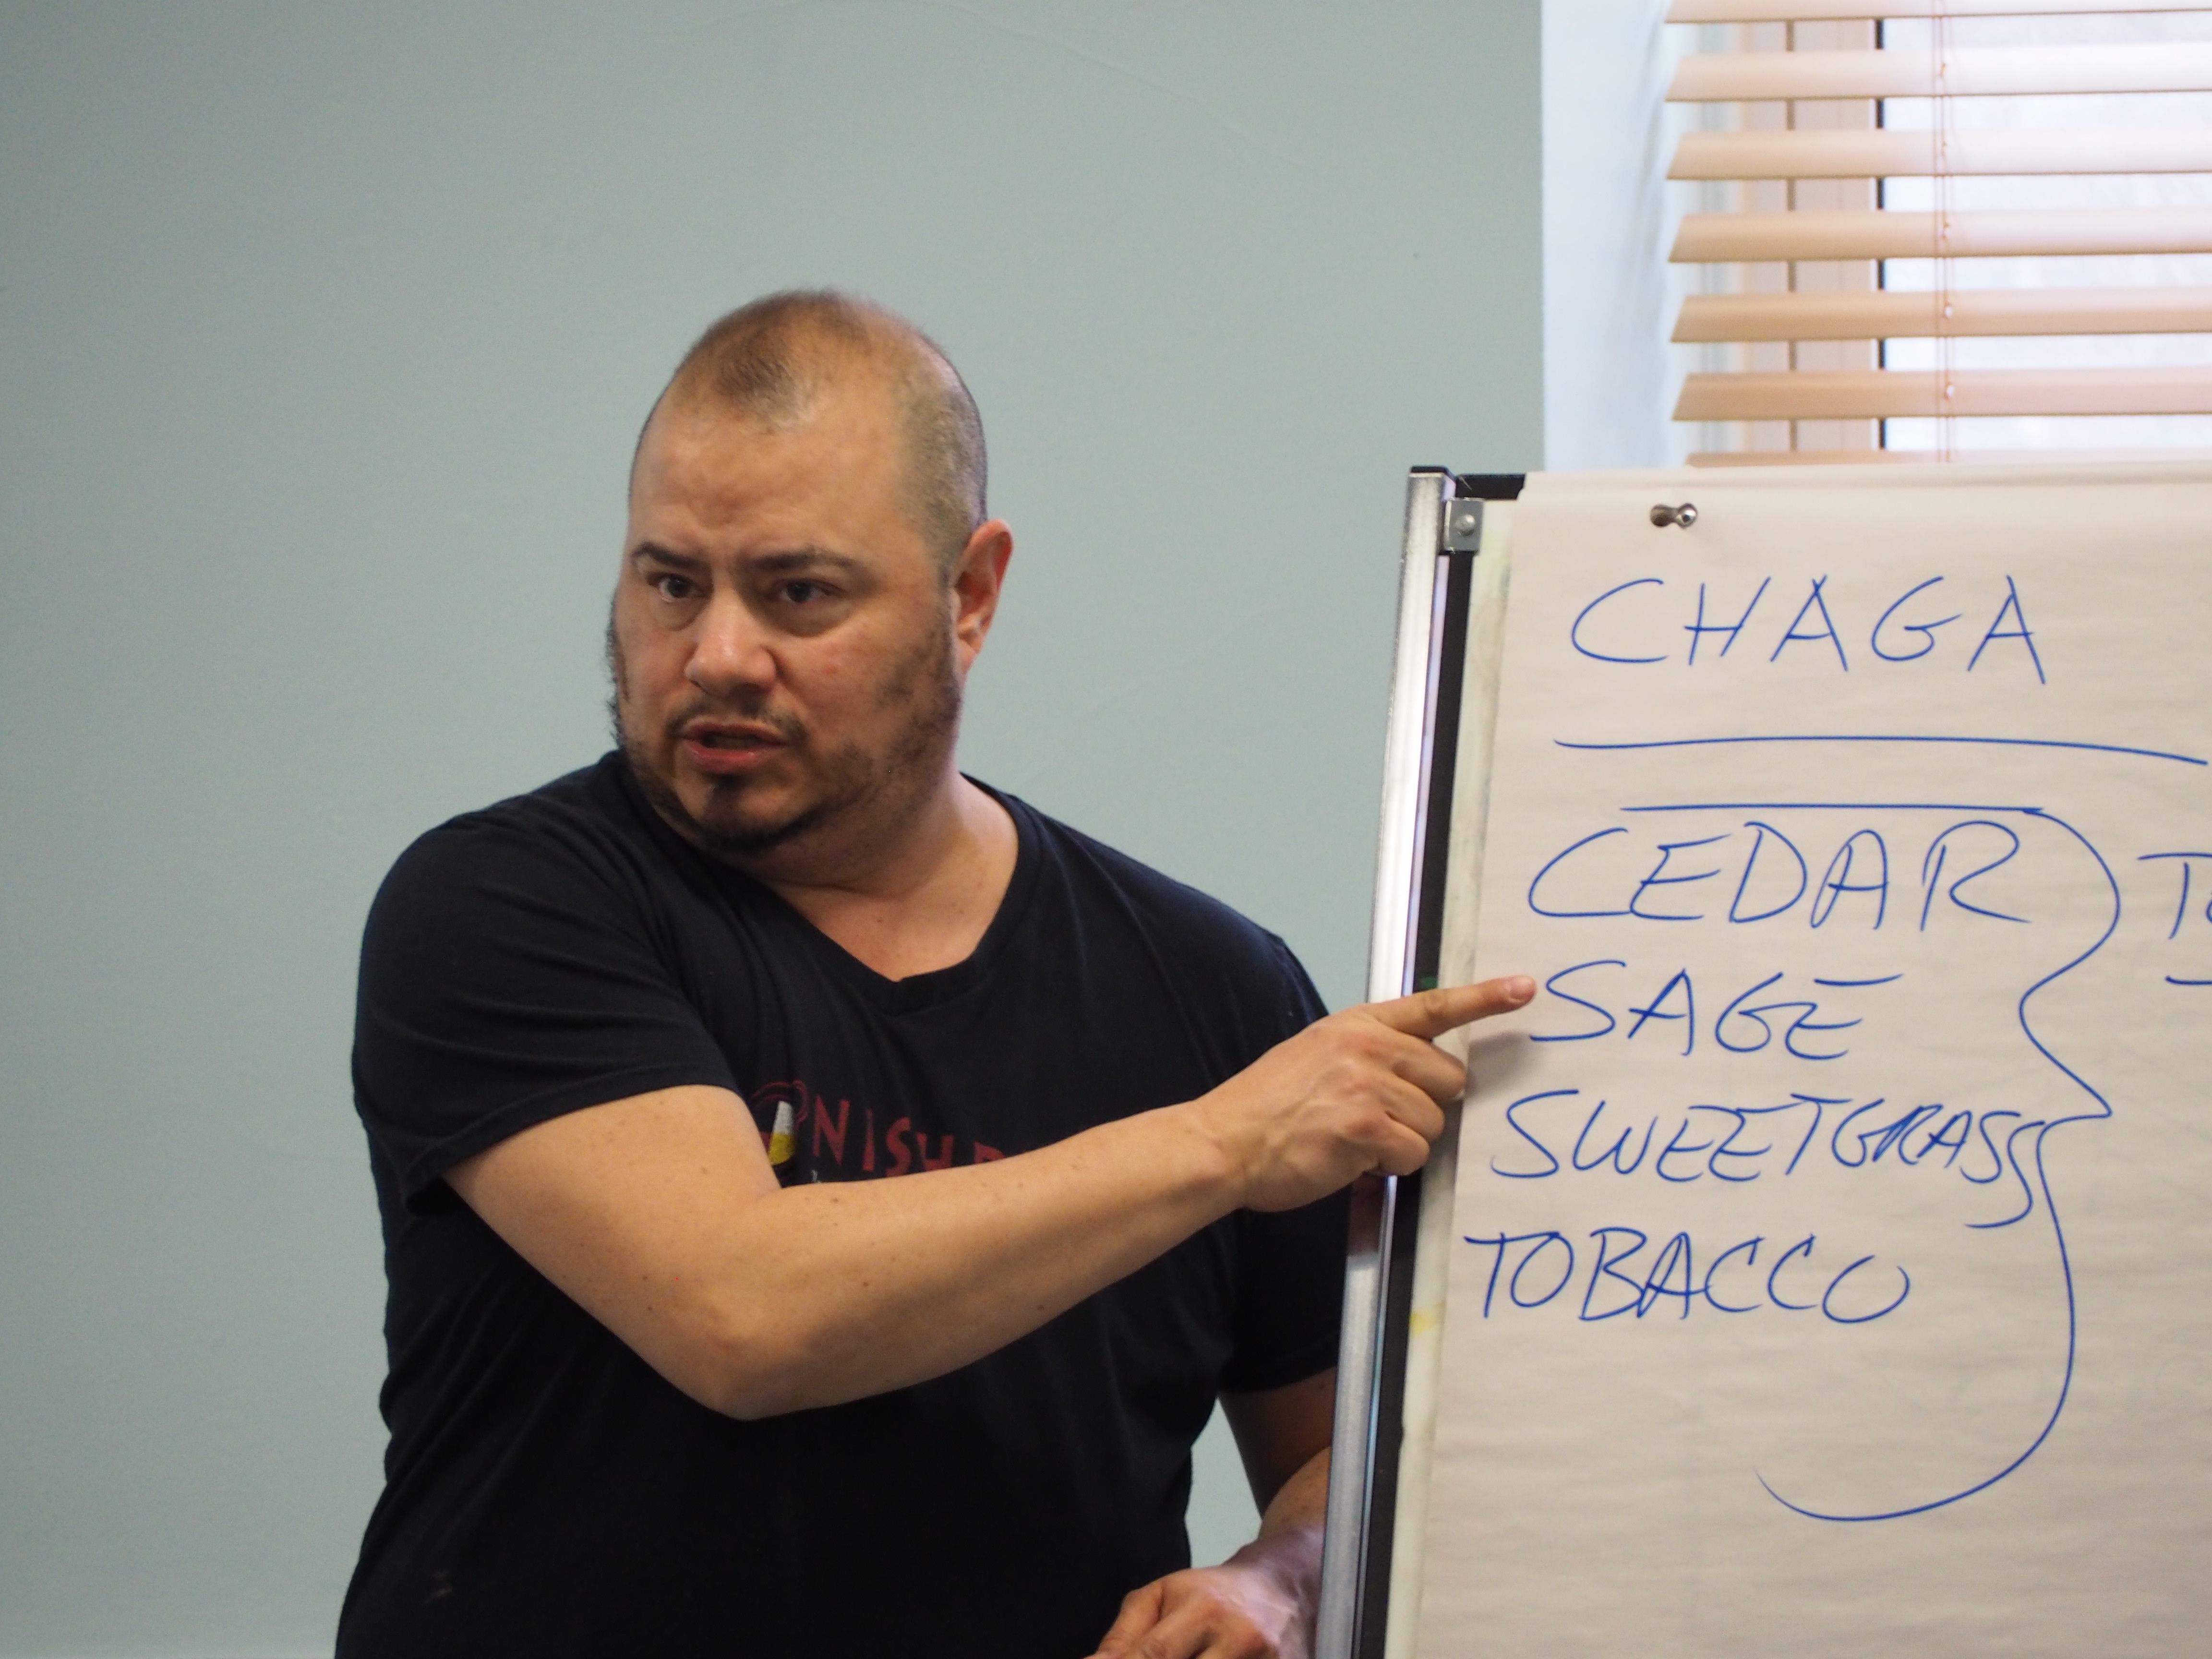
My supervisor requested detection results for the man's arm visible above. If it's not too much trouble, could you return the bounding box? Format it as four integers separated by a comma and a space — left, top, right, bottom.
447, 977, 1531, 1420
1090, 1370, 1335, 1659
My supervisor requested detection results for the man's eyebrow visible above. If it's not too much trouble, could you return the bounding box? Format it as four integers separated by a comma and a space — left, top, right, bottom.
627, 541, 706, 571
626, 543, 866, 575
753, 548, 865, 575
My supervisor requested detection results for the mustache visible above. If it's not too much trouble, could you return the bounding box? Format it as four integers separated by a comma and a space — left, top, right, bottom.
661, 697, 807, 747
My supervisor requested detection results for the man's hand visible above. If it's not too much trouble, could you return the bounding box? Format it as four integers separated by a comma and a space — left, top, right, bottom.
1094, 1374, 1336, 1659
1091, 1553, 1313, 1659
1192, 975, 1535, 1212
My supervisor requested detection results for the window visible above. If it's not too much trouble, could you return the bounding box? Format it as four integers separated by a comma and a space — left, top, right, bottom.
1667, 0, 2212, 464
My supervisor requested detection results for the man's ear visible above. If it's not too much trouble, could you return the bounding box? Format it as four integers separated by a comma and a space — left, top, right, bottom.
950, 520, 1015, 668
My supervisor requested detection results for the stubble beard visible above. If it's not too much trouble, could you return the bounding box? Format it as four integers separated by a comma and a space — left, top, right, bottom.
607, 614, 963, 868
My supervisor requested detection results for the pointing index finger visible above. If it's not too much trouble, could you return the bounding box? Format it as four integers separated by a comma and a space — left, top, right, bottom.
1368, 975, 1536, 1040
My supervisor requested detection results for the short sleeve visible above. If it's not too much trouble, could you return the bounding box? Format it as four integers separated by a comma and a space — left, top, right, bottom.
353, 814, 737, 1209
1220, 940, 1349, 1394
1221, 1192, 1349, 1393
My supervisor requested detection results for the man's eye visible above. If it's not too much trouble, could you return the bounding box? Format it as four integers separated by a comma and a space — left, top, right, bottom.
779, 580, 830, 605
651, 573, 700, 601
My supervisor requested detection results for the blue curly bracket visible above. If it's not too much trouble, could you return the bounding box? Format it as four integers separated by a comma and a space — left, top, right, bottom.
1755, 805, 2121, 1522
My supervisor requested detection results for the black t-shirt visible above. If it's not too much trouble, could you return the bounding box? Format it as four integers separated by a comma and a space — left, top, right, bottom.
339, 754, 1347, 1659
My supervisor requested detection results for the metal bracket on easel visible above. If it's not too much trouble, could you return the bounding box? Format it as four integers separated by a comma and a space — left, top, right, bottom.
1442, 499, 1483, 553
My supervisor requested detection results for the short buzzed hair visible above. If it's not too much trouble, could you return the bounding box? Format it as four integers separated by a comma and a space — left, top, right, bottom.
650, 289, 987, 572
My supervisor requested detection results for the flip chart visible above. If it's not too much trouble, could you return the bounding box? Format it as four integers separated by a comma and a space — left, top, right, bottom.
1413, 464, 2212, 1658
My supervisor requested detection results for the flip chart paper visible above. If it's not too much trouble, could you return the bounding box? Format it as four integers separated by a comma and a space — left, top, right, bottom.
1415, 464, 2212, 1659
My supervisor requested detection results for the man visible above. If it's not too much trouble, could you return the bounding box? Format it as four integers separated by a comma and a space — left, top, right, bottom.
340, 290, 1530, 1658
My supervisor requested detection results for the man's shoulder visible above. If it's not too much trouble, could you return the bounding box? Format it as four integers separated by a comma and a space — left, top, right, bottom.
1007, 793, 1313, 993
373, 753, 679, 921
414, 751, 627, 841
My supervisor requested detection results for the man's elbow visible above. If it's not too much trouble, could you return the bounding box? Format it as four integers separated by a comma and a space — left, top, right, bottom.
672, 1316, 829, 1422
707, 1372, 810, 1422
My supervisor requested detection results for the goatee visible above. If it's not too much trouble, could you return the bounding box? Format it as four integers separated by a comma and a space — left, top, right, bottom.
606, 613, 962, 866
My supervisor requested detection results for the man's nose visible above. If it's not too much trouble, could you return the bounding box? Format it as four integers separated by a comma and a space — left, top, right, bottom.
685, 593, 776, 697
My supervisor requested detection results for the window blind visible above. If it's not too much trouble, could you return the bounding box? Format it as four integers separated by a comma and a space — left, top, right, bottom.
1666, 0, 2212, 464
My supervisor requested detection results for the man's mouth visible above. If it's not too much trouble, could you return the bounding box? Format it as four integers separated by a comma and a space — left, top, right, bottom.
676, 719, 793, 775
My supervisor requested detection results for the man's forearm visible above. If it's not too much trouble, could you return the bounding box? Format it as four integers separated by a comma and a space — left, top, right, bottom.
682, 1102, 1244, 1416
455, 1083, 1250, 1419
1260, 1447, 1330, 1540
1234, 1447, 1328, 1591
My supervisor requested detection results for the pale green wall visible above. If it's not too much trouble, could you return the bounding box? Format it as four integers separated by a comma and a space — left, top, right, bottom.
1542, 0, 1691, 469
0, 4, 1541, 1650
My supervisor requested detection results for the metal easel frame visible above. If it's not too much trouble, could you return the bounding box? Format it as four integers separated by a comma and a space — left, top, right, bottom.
1312, 467, 1523, 1659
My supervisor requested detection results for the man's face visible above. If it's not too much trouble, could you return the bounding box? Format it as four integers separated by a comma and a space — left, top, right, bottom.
610, 377, 993, 872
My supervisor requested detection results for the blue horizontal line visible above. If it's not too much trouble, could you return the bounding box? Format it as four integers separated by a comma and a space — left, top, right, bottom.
1558, 734, 2205, 767
2169, 976, 2212, 987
